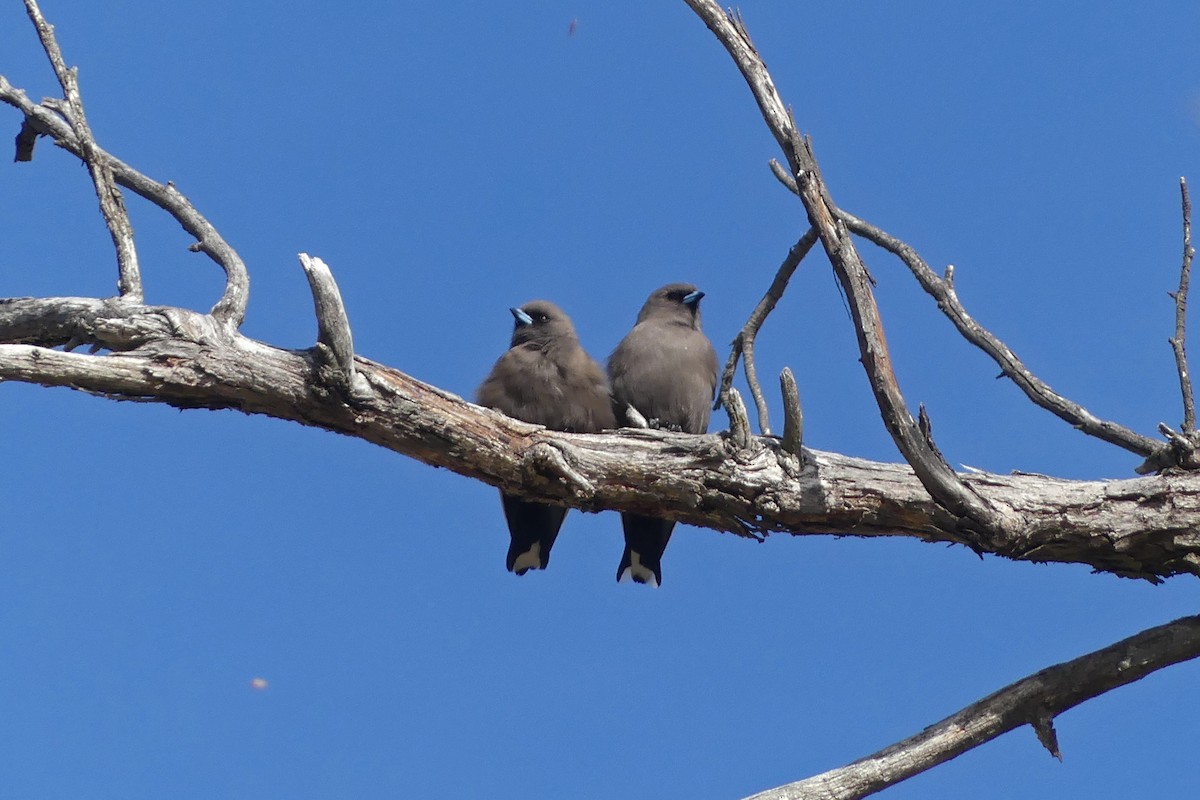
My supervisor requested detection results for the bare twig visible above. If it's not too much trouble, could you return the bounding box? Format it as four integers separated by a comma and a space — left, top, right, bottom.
844, 209, 1162, 460
24, 0, 141, 302
0, 77, 249, 329
745, 615, 1200, 800
1170, 177, 1196, 433
834, 207, 1164, 462
716, 227, 819, 435
769, 158, 796, 193
1031, 710, 1062, 761
779, 367, 803, 458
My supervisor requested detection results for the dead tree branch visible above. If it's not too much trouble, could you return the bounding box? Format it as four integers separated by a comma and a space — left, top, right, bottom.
299, 252, 368, 399
838, 207, 1165, 462
1170, 177, 1196, 434
676, 4, 1200, 795
0, 78, 249, 329
779, 367, 803, 459
769, 160, 1168, 468
23, 0, 141, 302
744, 614, 1200, 800
4, 295, 1200, 580
682, 0, 1017, 540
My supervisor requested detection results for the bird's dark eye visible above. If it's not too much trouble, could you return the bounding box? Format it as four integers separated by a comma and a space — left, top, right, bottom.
666, 290, 686, 302
534, 312, 550, 323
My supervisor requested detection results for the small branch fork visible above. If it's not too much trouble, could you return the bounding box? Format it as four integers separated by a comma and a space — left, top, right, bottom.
23, 0, 141, 302
1, 2, 248, 329
743, 615, 1200, 800
840, 204, 1164, 461
715, 227, 818, 434
705, 12, 1197, 478
767, 160, 1165, 464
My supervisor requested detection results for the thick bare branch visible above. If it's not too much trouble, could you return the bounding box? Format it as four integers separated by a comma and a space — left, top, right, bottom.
716, 227, 818, 434
23, 0, 141, 302
745, 615, 1200, 800
1170, 177, 1196, 433
0, 77, 249, 328
4, 295, 1200, 580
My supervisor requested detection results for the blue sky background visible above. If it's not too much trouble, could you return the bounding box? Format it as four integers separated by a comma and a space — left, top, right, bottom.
2, 2, 1199, 798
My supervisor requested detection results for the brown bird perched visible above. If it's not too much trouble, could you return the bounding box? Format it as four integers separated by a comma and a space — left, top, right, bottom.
477, 301, 615, 575
608, 283, 718, 586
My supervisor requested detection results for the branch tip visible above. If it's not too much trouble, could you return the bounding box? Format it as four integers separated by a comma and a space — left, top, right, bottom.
299, 253, 362, 396
724, 387, 753, 450
839, 205, 1159, 461
779, 367, 803, 458
1171, 176, 1196, 433
1031, 712, 1063, 761
769, 158, 799, 196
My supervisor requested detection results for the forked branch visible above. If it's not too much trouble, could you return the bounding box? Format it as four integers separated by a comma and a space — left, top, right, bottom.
683, 0, 1015, 539
23, 0, 141, 302
0, 73, 248, 328
767, 159, 1166, 466
715, 227, 818, 434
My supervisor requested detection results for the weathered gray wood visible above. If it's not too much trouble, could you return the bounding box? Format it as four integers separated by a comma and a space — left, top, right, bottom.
3, 295, 1199, 581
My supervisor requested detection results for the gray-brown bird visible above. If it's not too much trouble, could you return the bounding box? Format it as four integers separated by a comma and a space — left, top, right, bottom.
477, 301, 615, 575
608, 283, 718, 586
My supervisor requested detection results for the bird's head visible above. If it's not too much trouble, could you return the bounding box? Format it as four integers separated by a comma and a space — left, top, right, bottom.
509, 300, 577, 348
636, 282, 705, 329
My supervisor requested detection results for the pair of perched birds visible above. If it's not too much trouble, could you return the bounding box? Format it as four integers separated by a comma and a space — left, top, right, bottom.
477, 283, 718, 587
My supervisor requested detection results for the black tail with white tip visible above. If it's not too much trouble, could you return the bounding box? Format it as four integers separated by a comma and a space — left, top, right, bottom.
616, 513, 675, 588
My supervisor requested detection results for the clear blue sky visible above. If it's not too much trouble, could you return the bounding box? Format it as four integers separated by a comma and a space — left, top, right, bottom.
2, 2, 1199, 798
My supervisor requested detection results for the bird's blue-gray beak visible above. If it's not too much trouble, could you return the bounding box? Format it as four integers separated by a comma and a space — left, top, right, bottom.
682, 290, 704, 306
510, 307, 534, 326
